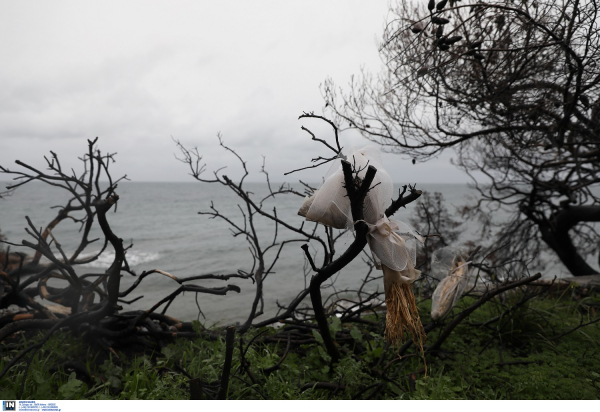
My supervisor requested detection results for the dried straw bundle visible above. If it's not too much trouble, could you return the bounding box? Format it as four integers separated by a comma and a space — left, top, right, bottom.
383, 265, 426, 351
296, 146, 426, 354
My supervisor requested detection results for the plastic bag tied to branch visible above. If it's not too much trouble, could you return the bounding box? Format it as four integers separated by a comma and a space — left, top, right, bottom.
298, 146, 425, 347
430, 248, 472, 321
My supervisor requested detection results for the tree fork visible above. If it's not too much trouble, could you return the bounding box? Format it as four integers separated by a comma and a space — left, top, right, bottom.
539, 205, 600, 276
307, 160, 376, 363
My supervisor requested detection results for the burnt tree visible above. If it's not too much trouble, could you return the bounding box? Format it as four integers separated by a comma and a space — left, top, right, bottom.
323, 0, 600, 276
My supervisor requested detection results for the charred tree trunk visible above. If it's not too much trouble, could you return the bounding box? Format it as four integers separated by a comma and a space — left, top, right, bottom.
307, 161, 377, 363
538, 205, 600, 276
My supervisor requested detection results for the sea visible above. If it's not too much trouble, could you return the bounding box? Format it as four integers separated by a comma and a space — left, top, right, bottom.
0, 181, 586, 325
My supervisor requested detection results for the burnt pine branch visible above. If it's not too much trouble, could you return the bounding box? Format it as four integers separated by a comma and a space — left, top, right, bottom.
217, 326, 236, 400
385, 185, 422, 218
308, 160, 377, 363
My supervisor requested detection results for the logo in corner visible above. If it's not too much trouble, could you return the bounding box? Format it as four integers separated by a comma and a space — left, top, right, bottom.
2, 401, 16, 411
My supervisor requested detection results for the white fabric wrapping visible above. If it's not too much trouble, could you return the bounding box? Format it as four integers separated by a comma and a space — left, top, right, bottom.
302, 146, 393, 229
365, 216, 423, 272
431, 258, 472, 321
367, 216, 423, 284
298, 145, 422, 284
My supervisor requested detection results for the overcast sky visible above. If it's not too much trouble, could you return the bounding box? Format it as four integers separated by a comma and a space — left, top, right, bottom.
0, 0, 468, 184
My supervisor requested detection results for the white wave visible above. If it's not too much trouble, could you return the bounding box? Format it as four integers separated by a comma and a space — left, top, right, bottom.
80, 250, 160, 268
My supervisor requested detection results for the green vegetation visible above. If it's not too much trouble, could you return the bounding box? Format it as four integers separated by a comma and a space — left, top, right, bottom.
2, 294, 599, 400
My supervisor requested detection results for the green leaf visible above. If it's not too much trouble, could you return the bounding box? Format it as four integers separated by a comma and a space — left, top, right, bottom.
312, 329, 324, 344
58, 372, 84, 399
317, 346, 331, 363
32, 370, 45, 384
350, 327, 363, 342
35, 381, 54, 400
370, 347, 383, 358
329, 316, 342, 336
101, 360, 122, 377
95, 394, 112, 400
0, 388, 16, 400
161, 346, 176, 358
388, 382, 404, 396
108, 375, 122, 389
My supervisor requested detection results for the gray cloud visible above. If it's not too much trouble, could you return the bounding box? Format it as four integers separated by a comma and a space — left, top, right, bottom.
0, 0, 470, 184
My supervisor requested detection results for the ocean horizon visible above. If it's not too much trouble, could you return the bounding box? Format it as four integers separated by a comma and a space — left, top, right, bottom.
0, 180, 580, 324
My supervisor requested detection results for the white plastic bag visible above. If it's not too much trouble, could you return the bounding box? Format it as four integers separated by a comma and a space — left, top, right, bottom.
299, 146, 392, 228
430, 246, 470, 281
298, 145, 422, 283
367, 216, 423, 284
298, 145, 426, 345
430, 251, 472, 321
